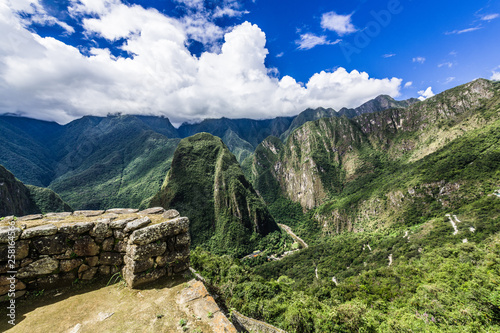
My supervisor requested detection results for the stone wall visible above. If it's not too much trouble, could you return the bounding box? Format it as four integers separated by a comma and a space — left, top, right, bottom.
0, 207, 190, 301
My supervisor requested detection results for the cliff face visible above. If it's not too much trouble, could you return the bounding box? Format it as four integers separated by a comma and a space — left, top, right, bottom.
252, 79, 500, 232
0, 165, 36, 216
0, 165, 71, 217
150, 133, 279, 256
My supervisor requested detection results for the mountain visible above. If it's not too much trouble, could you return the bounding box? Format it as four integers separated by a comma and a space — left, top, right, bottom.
0, 165, 71, 216
178, 117, 294, 163
150, 133, 280, 256
191, 79, 500, 332
251, 78, 500, 233
279, 95, 418, 141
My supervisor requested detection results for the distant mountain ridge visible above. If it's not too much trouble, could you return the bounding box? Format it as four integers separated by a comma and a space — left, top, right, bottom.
0, 94, 418, 210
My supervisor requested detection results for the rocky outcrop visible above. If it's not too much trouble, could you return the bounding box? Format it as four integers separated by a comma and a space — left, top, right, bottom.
0, 208, 190, 300
0, 165, 71, 217
150, 133, 279, 256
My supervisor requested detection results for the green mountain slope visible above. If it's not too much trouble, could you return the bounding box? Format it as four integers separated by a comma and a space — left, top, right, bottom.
0, 165, 71, 216
49, 115, 180, 209
150, 133, 281, 256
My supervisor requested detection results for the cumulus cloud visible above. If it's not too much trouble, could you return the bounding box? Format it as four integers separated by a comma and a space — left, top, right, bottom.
296, 33, 340, 50
0, 1, 403, 124
321, 11, 357, 36
404, 81, 413, 88
418, 87, 435, 101
492, 71, 500, 81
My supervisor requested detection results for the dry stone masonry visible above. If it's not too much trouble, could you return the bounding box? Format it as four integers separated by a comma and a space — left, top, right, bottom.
0, 207, 190, 301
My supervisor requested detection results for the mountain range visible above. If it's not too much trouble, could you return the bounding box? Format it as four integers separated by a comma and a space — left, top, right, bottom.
0, 94, 415, 211
1, 78, 500, 331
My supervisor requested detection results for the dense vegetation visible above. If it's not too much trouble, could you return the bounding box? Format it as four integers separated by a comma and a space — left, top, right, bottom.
189, 79, 500, 331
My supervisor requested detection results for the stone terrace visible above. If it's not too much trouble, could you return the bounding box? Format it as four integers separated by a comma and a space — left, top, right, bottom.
0, 207, 190, 301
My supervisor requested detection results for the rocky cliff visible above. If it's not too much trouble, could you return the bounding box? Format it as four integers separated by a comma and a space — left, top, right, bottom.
150, 133, 279, 256
0, 165, 71, 217
251, 79, 500, 232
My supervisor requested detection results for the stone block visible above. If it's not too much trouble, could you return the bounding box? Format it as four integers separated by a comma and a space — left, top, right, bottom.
79, 266, 98, 280
156, 248, 189, 267
32, 234, 68, 255
105, 208, 139, 214
113, 229, 126, 240
163, 209, 180, 220
17, 257, 59, 279
58, 222, 94, 234
0, 240, 29, 261
114, 240, 127, 253
138, 207, 165, 215
126, 242, 166, 261
44, 212, 72, 219
99, 252, 122, 266
74, 236, 100, 256
123, 217, 151, 233
0, 261, 19, 274
60, 259, 83, 272
86, 256, 99, 267
110, 218, 135, 229
90, 219, 112, 238
129, 217, 189, 245
21, 224, 58, 239
18, 214, 43, 221
73, 210, 104, 217
123, 267, 166, 288
98, 265, 110, 275
0, 226, 22, 243
102, 237, 114, 251
176, 233, 191, 248
124, 255, 154, 273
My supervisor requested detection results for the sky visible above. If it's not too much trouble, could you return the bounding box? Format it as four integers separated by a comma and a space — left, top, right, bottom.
0, 0, 499, 125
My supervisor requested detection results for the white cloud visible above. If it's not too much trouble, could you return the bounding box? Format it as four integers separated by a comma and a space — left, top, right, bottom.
481, 13, 499, 21
413, 57, 426, 64
383, 53, 396, 58
10, 0, 75, 34
296, 33, 340, 50
445, 26, 482, 35
418, 87, 435, 101
444, 77, 455, 84
276, 52, 284, 58
438, 62, 453, 68
491, 71, 500, 81
321, 11, 357, 36
404, 81, 413, 88
0, 2, 403, 124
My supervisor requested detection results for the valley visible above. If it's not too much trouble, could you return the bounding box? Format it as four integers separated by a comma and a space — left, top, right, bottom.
1, 78, 499, 332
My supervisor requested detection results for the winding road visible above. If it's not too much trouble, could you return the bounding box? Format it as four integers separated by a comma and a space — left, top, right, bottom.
278, 223, 309, 249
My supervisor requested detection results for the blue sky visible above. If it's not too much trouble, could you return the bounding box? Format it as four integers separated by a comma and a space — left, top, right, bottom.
0, 0, 498, 124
